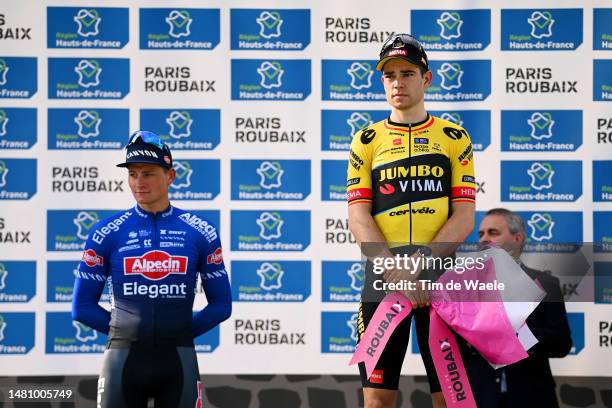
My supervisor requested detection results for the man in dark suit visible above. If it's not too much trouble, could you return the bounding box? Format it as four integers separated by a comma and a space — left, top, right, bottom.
467, 208, 573, 408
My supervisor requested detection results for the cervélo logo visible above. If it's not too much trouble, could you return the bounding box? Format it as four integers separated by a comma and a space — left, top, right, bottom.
231, 210, 310, 251
46, 312, 106, 353
501, 110, 582, 152
230, 260, 311, 302
231, 159, 311, 200
593, 161, 612, 202
594, 9, 612, 50
0, 312, 34, 354
231, 59, 311, 100
0, 108, 36, 149
322, 160, 348, 201
0, 57, 37, 98
169, 160, 220, 200
139, 8, 220, 50
140, 109, 220, 150
321, 110, 387, 151
501, 161, 582, 202
321, 261, 364, 302
48, 58, 129, 99
47, 7, 128, 48
594, 212, 612, 253
594, 60, 612, 101
426, 60, 491, 101
0, 261, 36, 303
430, 110, 490, 151
0, 158, 36, 200
321, 311, 358, 353
411, 9, 490, 51
231, 9, 310, 50
322, 60, 384, 101
501, 9, 582, 50
48, 108, 128, 150
124, 250, 188, 281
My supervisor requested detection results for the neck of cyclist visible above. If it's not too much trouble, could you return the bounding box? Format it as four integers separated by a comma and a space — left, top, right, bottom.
389, 103, 427, 125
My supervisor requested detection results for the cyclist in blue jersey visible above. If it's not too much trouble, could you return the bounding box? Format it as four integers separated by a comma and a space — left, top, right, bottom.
72, 130, 231, 408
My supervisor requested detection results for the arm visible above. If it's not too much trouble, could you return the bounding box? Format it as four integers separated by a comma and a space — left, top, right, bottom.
348, 201, 393, 260
72, 278, 111, 334
428, 201, 475, 257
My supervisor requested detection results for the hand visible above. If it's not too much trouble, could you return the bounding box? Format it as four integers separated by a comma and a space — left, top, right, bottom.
383, 253, 423, 284
402, 282, 430, 309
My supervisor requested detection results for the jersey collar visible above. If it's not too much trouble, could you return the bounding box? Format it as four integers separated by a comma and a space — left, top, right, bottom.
385, 114, 434, 132
134, 204, 174, 218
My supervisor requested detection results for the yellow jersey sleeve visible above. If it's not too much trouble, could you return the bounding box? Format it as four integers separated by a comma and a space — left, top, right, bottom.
346, 127, 374, 205
447, 126, 476, 204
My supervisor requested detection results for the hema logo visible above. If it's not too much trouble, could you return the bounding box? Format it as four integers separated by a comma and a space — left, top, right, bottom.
412, 9, 490, 51
231, 260, 311, 302
48, 108, 128, 150
231, 9, 310, 50
48, 58, 129, 99
0, 312, 35, 354
430, 110, 490, 151
231, 160, 310, 200
231, 210, 310, 251
168, 160, 220, 200
321, 312, 358, 353
501, 110, 582, 152
139, 109, 220, 150
0, 108, 37, 149
0, 57, 37, 99
322, 60, 384, 101
501, 9, 582, 50
501, 160, 582, 201
139, 8, 220, 50
232, 59, 311, 100
47, 7, 128, 49
0, 158, 36, 200
321, 110, 388, 151
426, 60, 490, 101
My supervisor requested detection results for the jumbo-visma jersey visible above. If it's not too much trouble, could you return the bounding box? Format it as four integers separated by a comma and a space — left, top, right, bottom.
347, 115, 476, 246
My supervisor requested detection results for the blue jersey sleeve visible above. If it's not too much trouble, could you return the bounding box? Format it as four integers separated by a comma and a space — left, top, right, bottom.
192, 224, 232, 338
71, 220, 112, 334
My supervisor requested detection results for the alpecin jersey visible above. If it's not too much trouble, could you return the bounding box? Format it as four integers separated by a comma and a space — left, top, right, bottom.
347, 114, 476, 246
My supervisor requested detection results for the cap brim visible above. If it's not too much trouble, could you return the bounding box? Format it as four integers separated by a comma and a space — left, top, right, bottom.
376, 56, 427, 71
116, 159, 171, 169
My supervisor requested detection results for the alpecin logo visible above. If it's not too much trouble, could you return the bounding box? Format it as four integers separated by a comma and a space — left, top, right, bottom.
124, 250, 188, 281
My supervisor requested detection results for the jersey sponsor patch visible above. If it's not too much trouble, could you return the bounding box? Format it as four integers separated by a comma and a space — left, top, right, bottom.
206, 247, 223, 265
462, 175, 475, 184
347, 188, 372, 202
123, 250, 188, 281
82, 249, 104, 267
370, 369, 384, 384
451, 186, 476, 200
360, 128, 376, 144
443, 126, 465, 140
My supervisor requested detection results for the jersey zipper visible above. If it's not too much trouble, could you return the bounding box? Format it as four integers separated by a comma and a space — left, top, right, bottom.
408, 124, 412, 246
152, 214, 158, 346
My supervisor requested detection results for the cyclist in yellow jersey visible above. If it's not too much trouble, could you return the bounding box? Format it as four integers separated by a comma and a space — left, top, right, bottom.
347, 34, 476, 408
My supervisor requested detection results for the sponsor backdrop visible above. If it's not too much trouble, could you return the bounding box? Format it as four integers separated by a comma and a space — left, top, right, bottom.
0, 0, 610, 379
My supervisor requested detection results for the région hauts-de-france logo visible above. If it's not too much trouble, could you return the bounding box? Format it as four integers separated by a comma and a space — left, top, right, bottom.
527, 162, 555, 190
74, 110, 102, 138
347, 62, 373, 90
437, 11, 463, 40
256, 262, 284, 290
74, 9, 101, 37
166, 111, 193, 139
256, 212, 284, 240
528, 11, 555, 39
166, 10, 193, 39
256, 11, 283, 39
437, 62, 464, 90
527, 213, 555, 242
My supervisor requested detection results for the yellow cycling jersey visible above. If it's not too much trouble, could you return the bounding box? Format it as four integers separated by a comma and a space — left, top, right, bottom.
347, 114, 476, 245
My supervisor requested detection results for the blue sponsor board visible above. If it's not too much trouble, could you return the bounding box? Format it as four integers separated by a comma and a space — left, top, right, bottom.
48, 58, 130, 99
321, 60, 384, 101
430, 110, 490, 151
0, 158, 36, 200
412, 9, 491, 51
231, 59, 311, 100
501, 9, 583, 51
0, 57, 37, 99
501, 110, 582, 152
0, 312, 35, 354
594, 60, 612, 102
194, 321, 219, 353
426, 60, 490, 101
321, 110, 388, 151
567, 312, 584, 355
46, 312, 106, 354
594, 212, 612, 253
595, 262, 612, 304
594, 9, 612, 50
47, 7, 129, 49
48, 108, 128, 150
459, 210, 486, 252
230, 260, 310, 302
594, 161, 612, 202
139, 8, 220, 50
321, 261, 364, 302
0, 108, 37, 149
501, 161, 582, 202
0, 261, 35, 302
47, 209, 118, 252
321, 311, 358, 353
139, 109, 220, 150
169, 160, 220, 201
231, 210, 310, 251
47, 260, 110, 303
231, 9, 310, 50
231, 160, 310, 201
322, 160, 347, 201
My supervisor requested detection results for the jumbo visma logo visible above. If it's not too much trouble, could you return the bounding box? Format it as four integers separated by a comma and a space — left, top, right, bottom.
232, 59, 311, 100
519, 211, 582, 253
593, 161, 612, 202
46, 312, 106, 353
48, 58, 129, 99
501, 110, 582, 151
231, 9, 310, 50
0, 158, 36, 200
322, 60, 384, 101
411, 10, 490, 51
322, 261, 364, 302
140, 109, 220, 150
0, 312, 35, 354
426, 60, 490, 101
501, 9, 582, 50
168, 160, 220, 200
47, 209, 118, 251
0, 108, 37, 149
139, 8, 220, 50
322, 160, 348, 201
0, 261, 36, 302
231, 260, 311, 302
48, 108, 129, 150
231, 160, 310, 200
0, 57, 37, 99
501, 161, 582, 202
321, 110, 388, 151
430, 110, 490, 151
594, 60, 612, 101
321, 312, 358, 353
231, 210, 310, 251
47, 7, 129, 48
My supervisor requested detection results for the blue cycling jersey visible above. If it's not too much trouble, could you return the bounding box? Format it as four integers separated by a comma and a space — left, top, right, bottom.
72, 205, 231, 347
